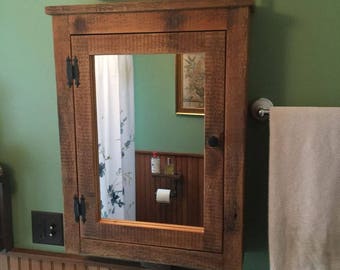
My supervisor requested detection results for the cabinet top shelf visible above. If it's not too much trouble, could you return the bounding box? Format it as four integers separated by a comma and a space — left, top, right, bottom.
46, 0, 254, 15
151, 173, 182, 180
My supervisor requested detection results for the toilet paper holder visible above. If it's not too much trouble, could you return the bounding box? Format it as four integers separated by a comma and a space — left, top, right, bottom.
152, 173, 182, 200
154, 189, 177, 199
169, 189, 177, 199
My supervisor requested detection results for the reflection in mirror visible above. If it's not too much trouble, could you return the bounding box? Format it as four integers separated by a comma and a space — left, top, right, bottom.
176, 53, 205, 115
95, 55, 136, 221
95, 54, 204, 227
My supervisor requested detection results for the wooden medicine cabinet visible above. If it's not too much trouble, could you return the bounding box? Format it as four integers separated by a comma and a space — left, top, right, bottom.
46, 1, 253, 269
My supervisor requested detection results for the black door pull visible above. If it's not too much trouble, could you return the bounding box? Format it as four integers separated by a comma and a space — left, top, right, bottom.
208, 136, 219, 147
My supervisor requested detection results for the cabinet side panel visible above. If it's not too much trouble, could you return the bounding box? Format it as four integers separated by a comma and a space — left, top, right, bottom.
224, 7, 250, 270
51, 16, 80, 253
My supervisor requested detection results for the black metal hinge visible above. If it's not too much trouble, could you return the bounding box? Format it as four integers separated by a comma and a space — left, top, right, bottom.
73, 195, 86, 223
66, 56, 80, 88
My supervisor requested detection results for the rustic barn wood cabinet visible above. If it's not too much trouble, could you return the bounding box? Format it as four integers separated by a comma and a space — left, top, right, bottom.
46, 1, 253, 269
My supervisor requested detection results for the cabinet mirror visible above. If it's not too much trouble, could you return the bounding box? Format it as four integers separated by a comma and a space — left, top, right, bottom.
94, 54, 204, 227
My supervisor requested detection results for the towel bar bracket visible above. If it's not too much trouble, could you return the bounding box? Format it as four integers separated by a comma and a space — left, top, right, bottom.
251, 98, 273, 121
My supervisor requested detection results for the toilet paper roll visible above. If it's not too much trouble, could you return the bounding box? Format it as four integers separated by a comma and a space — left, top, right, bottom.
156, 189, 171, 203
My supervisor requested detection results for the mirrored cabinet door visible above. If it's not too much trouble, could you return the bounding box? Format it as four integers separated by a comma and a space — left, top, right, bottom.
71, 31, 225, 253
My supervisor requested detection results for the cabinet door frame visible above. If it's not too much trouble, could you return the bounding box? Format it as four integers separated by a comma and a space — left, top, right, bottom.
71, 31, 225, 253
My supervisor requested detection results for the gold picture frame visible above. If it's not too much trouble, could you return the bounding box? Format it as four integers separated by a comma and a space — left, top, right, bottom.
176, 53, 205, 115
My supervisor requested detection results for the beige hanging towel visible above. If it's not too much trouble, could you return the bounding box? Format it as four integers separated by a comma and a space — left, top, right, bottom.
269, 107, 340, 270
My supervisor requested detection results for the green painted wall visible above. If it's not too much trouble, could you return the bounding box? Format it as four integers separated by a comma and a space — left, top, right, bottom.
0, 0, 339, 268
245, 1, 340, 269
134, 54, 204, 154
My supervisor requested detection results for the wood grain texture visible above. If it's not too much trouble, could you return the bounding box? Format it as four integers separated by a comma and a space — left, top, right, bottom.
223, 7, 250, 270
135, 151, 203, 226
51, 16, 80, 254
0, 254, 9, 270
0, 249, 149, 270
46, 1, 252, 269
20, 258, 30, 270
31, 260, 41, 270
67, 9, 229, 35
45, 0, 254, 15
81, 239, 223, 270
9, 257, 18, 270
72, 31, 225, 253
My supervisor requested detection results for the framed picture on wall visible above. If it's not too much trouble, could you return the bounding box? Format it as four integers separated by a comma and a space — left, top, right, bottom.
176, 53, 205, 115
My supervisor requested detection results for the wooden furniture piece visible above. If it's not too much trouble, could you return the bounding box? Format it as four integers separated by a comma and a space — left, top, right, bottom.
46, 1, 253, 269
0, 165, 13, 251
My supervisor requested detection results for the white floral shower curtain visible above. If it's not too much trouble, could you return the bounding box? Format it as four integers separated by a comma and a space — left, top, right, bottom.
95, 55, 136, 220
